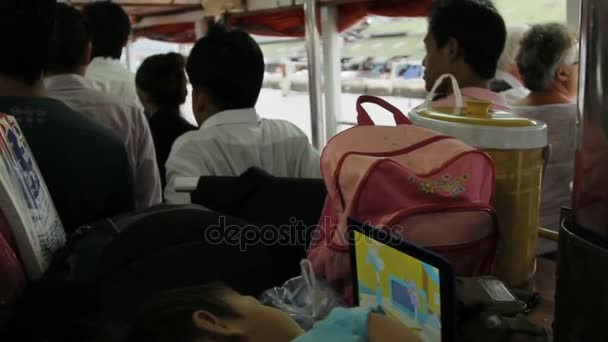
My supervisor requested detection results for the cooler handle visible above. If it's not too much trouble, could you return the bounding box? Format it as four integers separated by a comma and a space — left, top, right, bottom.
422, 74, 464, 108
356, 95, 412, 126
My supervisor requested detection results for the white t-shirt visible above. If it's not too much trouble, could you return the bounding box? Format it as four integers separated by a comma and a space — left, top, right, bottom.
514, 103, 577, 230
164, 108, 321, 204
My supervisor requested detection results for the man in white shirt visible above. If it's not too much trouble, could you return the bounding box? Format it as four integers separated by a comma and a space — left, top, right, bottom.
46, 3, 161, 209
164, 25, 321, 204
82, 1, 141, 109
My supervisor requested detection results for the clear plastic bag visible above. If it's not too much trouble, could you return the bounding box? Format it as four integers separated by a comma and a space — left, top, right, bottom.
259, 259, 344, 330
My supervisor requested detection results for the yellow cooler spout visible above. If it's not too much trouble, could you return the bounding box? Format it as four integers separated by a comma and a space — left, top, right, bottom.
464, 99, 491, 118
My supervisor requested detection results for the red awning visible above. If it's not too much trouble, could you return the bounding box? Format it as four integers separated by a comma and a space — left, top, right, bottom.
132, 9, 210, 43
227, 0, 432, 37
227, 7, 308, 37
134, 22, 197, 43
130, 0, 431, 42
365, 0, 431, 17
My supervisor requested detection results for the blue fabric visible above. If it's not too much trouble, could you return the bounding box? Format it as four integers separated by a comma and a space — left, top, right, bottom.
422, 263, 440, 285
292, 307, 376, 342
366, 253, 384, 272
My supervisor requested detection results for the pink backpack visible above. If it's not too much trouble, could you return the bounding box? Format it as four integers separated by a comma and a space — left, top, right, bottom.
308, 96, 498, 303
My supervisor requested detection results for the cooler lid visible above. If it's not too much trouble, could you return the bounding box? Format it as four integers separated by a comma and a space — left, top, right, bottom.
410, 74, 547, 149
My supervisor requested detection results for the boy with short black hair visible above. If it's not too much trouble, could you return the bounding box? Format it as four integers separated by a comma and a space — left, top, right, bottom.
423, 0, 509, 109
83, 1, 141, 108
164, 25, 320, 204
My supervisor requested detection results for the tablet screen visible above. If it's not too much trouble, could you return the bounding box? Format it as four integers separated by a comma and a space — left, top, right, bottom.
352, 230, 442, 342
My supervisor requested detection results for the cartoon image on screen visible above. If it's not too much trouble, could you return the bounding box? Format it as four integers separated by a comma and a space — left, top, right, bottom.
354, 231, 442, 342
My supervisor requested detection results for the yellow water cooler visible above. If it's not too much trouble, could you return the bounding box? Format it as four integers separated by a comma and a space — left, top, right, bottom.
409, 76, 547, 287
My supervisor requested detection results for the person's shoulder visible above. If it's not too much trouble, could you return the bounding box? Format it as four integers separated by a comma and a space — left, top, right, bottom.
111, 59, 137, 80
516, 103, 578, 128
261, 117, 302, 130
38, 99, 127, 161
84, 85, 124, 104
86, 57, 134, 83
84, 58, 109, 78
177, 116, 198, 131
150, 113, 197, 134
51, 100, 125, 147
43, 97, 92, 122
72, 84, 132, 108
77, 87, 146, 131
77, 119, 130, 169
93, 89, 142, 118
513, 102, 577, 115
261, 118, 308, 138
0, 96, 115, 140
169, 129, 202, 155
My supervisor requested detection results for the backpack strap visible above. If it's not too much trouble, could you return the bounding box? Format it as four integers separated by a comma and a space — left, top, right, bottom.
356, 95, 412, 126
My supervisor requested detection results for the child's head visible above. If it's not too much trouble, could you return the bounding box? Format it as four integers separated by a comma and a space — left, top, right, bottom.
128, 283, 303, 342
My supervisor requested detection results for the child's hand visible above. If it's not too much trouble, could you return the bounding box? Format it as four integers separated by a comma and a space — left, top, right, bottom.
367, 313, 422, 342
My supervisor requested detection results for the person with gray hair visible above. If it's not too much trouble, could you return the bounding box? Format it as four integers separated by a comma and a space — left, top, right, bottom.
517, 23, 579, 105
514, 23, 579, 232
490, 24, 530, 103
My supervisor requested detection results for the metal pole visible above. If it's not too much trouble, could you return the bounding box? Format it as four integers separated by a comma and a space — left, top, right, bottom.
567, 0, 581, 32
304, 0, 326, 149
554, 2, 608, 341
194, 20, 205, 39
572, 0, 608, 237
322, 5, 340, 139
125, 40, 133, 72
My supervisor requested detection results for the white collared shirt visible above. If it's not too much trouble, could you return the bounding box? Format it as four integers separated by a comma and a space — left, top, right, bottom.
85, 57, 142, 109
164, 108, 322, 204
45, 73, 162, 209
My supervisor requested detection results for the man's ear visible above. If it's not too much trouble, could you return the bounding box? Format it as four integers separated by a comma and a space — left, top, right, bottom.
192, 310, 243, 338
191, 87, 207, 125
556, 65, 570, 83
445, 37, 461, 61
84, 41, 93, 65
136, 89, 152, 112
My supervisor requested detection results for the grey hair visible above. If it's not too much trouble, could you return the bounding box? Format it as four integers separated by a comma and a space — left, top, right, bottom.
517, 23, 576, 92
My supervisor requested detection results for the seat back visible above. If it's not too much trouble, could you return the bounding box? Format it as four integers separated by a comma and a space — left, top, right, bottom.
191, 167, 327, 283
